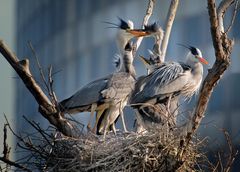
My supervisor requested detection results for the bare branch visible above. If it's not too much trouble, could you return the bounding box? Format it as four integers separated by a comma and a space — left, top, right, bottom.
3, 124, 10, 159
179, 0, 234, 160
48, 65, 58, 107
225, 0, 239, 34
135, 0, 156, 51
0, 40, 79, 137
217, 0, 235, 32
160, 0, 179, 61
0, 119, 31, 172
0, 157, 31, 172
222, 129, 238, 172
28, 41, 49, 92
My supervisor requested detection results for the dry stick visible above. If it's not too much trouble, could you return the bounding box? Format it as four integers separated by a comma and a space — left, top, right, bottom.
160, 0, 179, 61
225, 0, 239, 34
134, 0, 156, 53
222, 129, 238, 172
3, 124, 10, 159
48, 65, 58, 107
217, 0, 235, 33
0, 121, 31, 172
28, 41, 49, 93
0, 157, 31, 172
22, 116, 52, 146
0, 40, 78, 137
29, 42, 58, 107
179, 0, 235, 159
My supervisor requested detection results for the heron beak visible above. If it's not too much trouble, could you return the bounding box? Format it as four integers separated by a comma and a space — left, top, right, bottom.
139, 55, 151, 67
198, 56, 208, 65
126, 29, 150, 37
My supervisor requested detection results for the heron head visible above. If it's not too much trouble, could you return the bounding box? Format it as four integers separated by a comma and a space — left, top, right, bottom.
143, 22, 164, 39
110, 18, 150, 54
104, 18, 149, 40
188, 46, 208, 65
139, 50, 162, 74
144, 22, 160, 34
178, 44, 208, 65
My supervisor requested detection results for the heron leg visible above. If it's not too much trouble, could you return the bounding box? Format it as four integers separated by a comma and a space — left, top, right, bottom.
120, 109, 128, 132
111, 123, 117, 135
166, 95, 177, 128
103, 107, 114, 140
92, 108, 105, 133
103, 114, 109, 140
119, 101, 128, 133
166, 95, 172, 116
87, 103, 97, 131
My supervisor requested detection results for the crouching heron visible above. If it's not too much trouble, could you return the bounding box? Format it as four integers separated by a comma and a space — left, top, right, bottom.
131, 44, 208, 133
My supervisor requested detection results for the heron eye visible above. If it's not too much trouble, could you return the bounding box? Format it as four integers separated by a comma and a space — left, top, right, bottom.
190, 47, 198, 55
194, 55, 200, 60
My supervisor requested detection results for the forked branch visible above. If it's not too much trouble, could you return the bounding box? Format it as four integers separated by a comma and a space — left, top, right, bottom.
0, 40, 79, 138
180, 0, 235, 159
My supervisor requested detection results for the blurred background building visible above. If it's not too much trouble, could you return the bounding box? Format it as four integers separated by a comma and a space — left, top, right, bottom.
1, 0, 239, 169
0, 0, 15, 160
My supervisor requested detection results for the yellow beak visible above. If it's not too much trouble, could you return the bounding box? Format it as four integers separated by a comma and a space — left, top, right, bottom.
197, 56, 209, 65
139, 55, 151, 67
126, 29, 151, 37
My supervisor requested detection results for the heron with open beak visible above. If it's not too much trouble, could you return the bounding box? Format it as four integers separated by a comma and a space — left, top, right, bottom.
59, 18, 151, 135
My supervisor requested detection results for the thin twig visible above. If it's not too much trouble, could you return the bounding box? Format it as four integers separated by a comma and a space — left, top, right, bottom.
0, 116, 31, 172
134, 0, 156, 53
48, 65, 58, 107
222, 129, 238, 172
0, 157, 31, 172
22, 116, 52, 146
28, 41, 49, 93
3, 124, 10, 159
217, 0, 235, 33
225, 0, 239, 34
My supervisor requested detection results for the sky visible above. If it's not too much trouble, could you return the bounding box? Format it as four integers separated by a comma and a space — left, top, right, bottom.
0, 0, 15, 159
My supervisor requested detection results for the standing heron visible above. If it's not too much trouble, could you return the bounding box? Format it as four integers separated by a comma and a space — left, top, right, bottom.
96, 41, 135, 136
130, 44, 208, 132
59, 18, 150, 134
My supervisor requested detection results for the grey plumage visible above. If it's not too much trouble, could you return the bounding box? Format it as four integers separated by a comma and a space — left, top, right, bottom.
131, 62, 190, 104
59, 43, 136, 135
60, 77, 109, 113
96, 42, 136, 135
131, 46, 208, 132
59, 18, 151, 135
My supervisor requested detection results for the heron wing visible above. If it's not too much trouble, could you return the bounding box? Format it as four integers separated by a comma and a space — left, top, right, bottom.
101, 72, 135, 102
59, 75, 111, 111
131, 62, 191, 103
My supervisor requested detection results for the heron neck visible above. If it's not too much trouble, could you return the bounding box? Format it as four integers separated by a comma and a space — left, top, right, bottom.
117, 31, 129, 55
186, 60, 204, 91
191, 62, 203, 79
119, 52, 136, 77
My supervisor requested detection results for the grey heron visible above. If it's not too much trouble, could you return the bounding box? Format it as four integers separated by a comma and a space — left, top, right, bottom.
96, 41, 135, 136
134, 54, 180, 132
59, 18, 150, 135
131, 44, 208, 132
